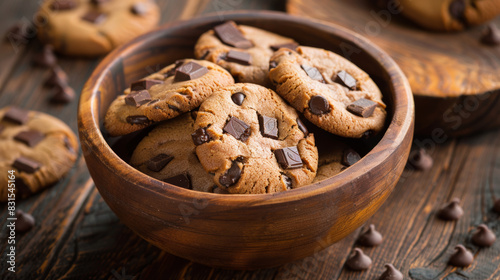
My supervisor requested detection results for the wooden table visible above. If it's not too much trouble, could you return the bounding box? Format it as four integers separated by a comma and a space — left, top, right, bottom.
1, 0, 499, 279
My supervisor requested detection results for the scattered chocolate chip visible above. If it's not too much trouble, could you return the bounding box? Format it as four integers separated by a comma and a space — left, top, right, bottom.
408, 148, 433, 171
342, 148, 361, 167
301, 65, 324, 82
494, 199, 500, 213
347, 98, 377, 118
334, 70, 357, 90
174, 62, 209, 82
308, 95, 330, 115
296, 118, 308, 136
226, 50, 252, 65
282, 174, 292, 190
44, 66, 68, 88
357, 224, 383, 247
269, 60, 278, 70
270, 42, 299, 51
471, 224, 496, 247
125, 90, 151, 107
437, 198, 464, 221
50, 83, 75, 104
214, 21, 253, 49
15, 210, 35, 233
224, 117, 251, 141
32, 45, 57, 68
164, 173, 191, 189
3, 107, 29, 125
275, 146, 303, 169
449, 0, 466, 22
14, 130, 44, 147
50, 0, 78, 10
378, 264, 404, 280
146, 154, 173, 172
346, 248, 372, 271
81, 11, 106, 24
219, 161, 242, 187
448, 245, 473, 267
259, 115, 278, 139
481, 24, 500, 46
231, 92, 245, 105
192, 127, 211, 145
131, 79, 163, 91
126, 115, 150, 125
13, 156, 41, 173
130, 3, 149, 15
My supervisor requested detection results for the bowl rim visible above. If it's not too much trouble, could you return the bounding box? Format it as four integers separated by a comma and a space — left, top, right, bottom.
78, 10, 414, 205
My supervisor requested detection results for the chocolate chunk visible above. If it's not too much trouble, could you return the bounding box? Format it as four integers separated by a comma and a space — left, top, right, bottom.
50, 0, 78, 10
408, 148, 433, 171
357, 224, 383, 247
14, 130, 45, 147
226, 50, 252, 65
44, 66, 68, 88
50, 83, 75, 104
131, 79, 163, 91
146, 154, 173, 172
471, 224, 496, 247
347, 98, 377, 118
81, 11, 106, 24
259, 115, 278, 139
13, 156, 41, 173
126, 115, 150, 125
214, 21, 253, 49
223, 117, 251, 141
3, 107, 29, 125
308, 95, 330, 115
301, 65, 324, 82
168, 104, 180, 111
282, 174, 293, 190
192, 127, 211, 146
131, 3, 149, 15
448, 245, 473, 267
32, 45, 57, 68
270, 42, 299, 51
449, 0, 466, 22
15, 210, 35, 233
275, 146, 303, 169
334, 70, 357, 90
342, 148, 361, 167
231, 92, 245, 105
269, 61, 277, 70
219, 161, 242, 187
296, 118, 308, 136
164, 60, 185, 78
174, 62, 209, 82
346, 248, 372, 271
494, 199, 500, 213
164, 173, 191, 189
481, 24, 500, 46
437, 198, 464, 221
125, 90, 151, 107
378, 264, 404, 280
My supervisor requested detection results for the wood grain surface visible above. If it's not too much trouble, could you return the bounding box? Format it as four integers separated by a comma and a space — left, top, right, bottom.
0, 0, 499, 279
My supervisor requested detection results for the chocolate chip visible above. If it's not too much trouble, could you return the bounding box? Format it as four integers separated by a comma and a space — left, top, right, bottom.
50, 83, 75, 104
126, 115, 150, 125
3, 107, 29, 125
131, 79, 163, 91
199, 50, 210, 60
223, 117, 251, 141
494, 199, 500, 213
192, 127, 210, 145
164, 60, 185, 78
269, 61, 278, 70
296, 118, 308, 136
282, 174, 292, 190
81, 11, 106, 24
174, 62, 209, 82
379, 264, 404, 280
14, 130, 44, 147
357, 224, 383, 247
15, 210, 35, 233
275, 146, 303, 169
308, 95, 330, 115
259, 115, 278, 139
32, 45, 57, 68
131, 3, 149, 15
301, 65, 324, 82
334, 70, 357, 90
146, 154, 173, 172
125, 90, 151, 107
214, 21, 253, 49
449, 0, 466, 22
347, 98, 377, 118
219, 161, 242, 187
231, 92, 245, 105
481, 24, 500, 46
226, 50, 252, 65
471, 224, 496, 247
50, 0, 78, 10
448, 245, 473, 267
13, 156, 41, 173
168, 104, 180, 111
346, 248, 372, 271
270, 42, 299, 51
164, 173, 191, 189
44, 66, 68, 88
437, 198, 464, 221
408, 148, 433, 171
342, 148, 361, 167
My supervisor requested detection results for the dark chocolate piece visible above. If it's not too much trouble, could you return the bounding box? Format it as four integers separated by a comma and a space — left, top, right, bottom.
346, 248, 372, 271
347, 98, 377, 118
164, 173, 191, 189
296, 118, 308, 136
32, 45, 57, 68
219, 161, 242, 187
231, 92, 245, 106
50, 83, 75, 104
334, 70, 357, 90
131, 3, 149, 15
471, 224, 496, 247
270, 42, 299, 51
15, 210, 35, 233
3, 107, 29, 125
50, 0, 77, 10
448, 245, 473, 267
131, 79, 163, 91
275, 146, 303, 169
146, 154, 173, 172
223, 117, 251, 141
408, 148, 433, 171
192, 127, 210, 145
13, 156, 41, 173
308, 95, 330, 115
81, 11, 106, 24
125, 90, 151, 107
301, 65, 324, 82
378, 264, 404, 280
44, 66, 68, 88
174, 62, 209, 82
214, 21, 253, 49
437, 198, 464, 221
259, 115, 278, 139
165, 60, 185, 78
167, 104, 180, 111
449, 0, 466, 22
226, 50, 252, 66
342, 148, 361, 167
481, 24, 500, 46
126, 115, 150, 125
14, 130, 45, 147
357, 224, 383, 247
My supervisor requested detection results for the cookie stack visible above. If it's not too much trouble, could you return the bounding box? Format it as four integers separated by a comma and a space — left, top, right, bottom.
104, 21, 387, 194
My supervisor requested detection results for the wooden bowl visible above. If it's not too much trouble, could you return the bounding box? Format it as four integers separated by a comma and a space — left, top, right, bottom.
78, 11, 414, 270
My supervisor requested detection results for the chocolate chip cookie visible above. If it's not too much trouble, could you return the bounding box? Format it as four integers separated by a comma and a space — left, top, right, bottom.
36, 0, 160, 56
194, 21, 298, 86
104, 59, 234, 136
269, 46, 387, 138
0, 107, 78, 202
192, 83, 318, 194
313, 139, 361, 183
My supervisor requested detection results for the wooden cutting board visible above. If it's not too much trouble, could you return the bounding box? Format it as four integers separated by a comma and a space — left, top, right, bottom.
287, 0, 500, 137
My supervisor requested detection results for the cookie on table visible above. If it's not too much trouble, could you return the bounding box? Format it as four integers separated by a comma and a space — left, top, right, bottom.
36, 0, 160, 56
0, 107, 78, 202
194, 21, 298, 86
269, 46, 386, 138
104, 59, 234, 136
193, 83, 318, 194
